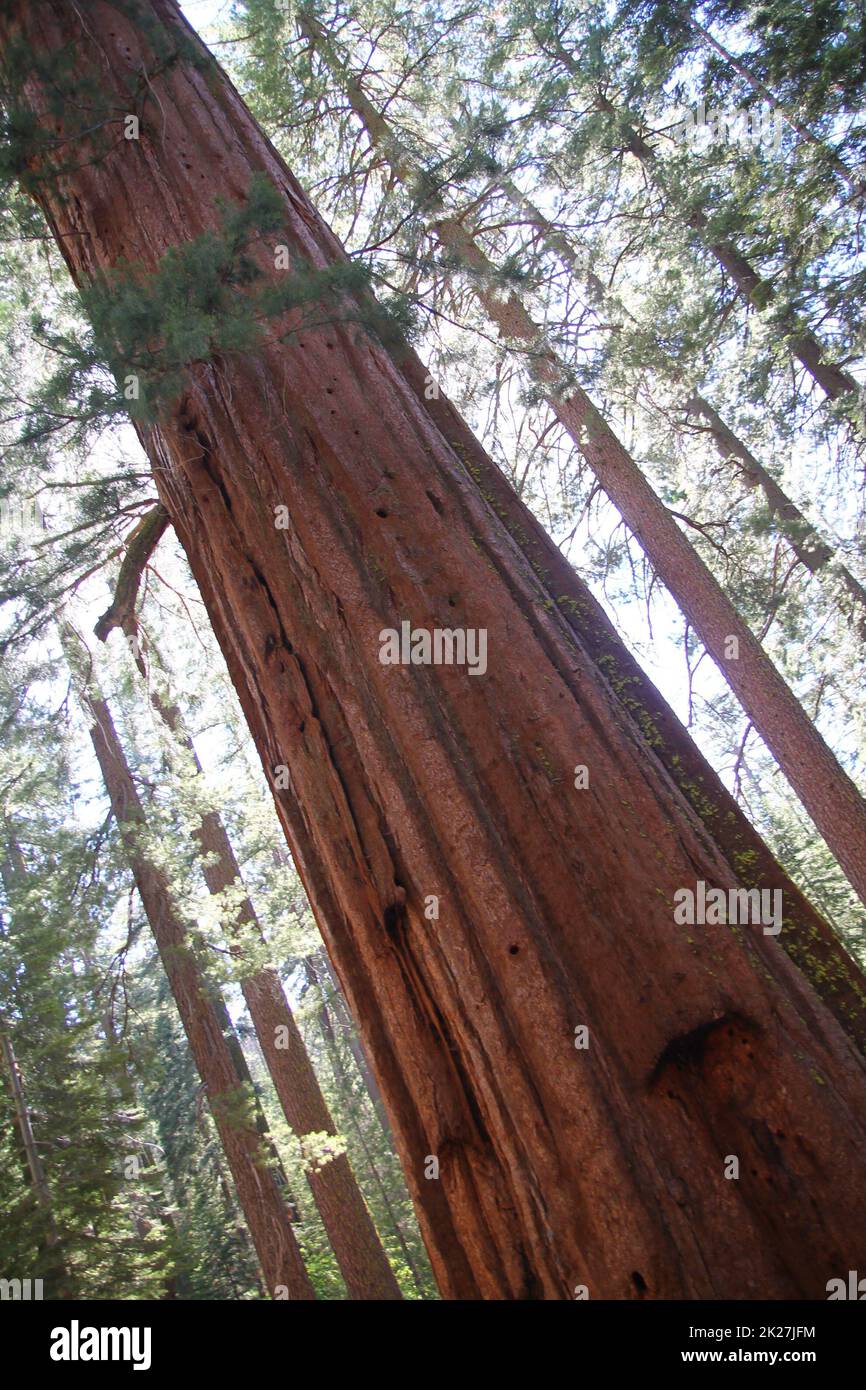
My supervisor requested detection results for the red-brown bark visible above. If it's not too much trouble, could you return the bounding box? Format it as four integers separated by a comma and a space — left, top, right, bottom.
9, 2, 866, 1299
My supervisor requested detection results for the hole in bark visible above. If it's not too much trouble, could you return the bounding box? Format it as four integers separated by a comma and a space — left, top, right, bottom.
508, 944, 519, 955
426, 490, 444, 514
375, 508, 388, 518
298, 720, 305, 733
447, 595, 458, 607
648, 1011, 759, 1089
631, 1271, 648, 1294
326, 387, 334, 394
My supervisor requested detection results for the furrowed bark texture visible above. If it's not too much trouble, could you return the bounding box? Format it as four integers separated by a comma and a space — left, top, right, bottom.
11, 1, 866, 1299
68, 658, 314, 1298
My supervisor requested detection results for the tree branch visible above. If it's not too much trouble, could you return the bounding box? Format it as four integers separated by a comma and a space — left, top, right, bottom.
94, 504, 170, 642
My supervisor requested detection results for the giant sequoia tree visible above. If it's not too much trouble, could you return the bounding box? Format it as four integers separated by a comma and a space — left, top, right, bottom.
3, 0, 866, 1299
289, 5, 866, 907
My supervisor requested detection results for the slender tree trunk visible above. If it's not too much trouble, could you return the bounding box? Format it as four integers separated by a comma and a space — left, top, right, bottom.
126, 631, 402, 1297
0, 1030, 53, 1211
540, 38, 860, 401
296, 10, 866, 908
686, 16, 864, 196
683, 391, 866, 633
305, 951, 392, 1139
11, 2, 866, 1298
84, 944, 185, 1294
0, 1024, 73, 1297
307, 959, 427, 1296
201, 1114, 267, 1300
496, 179, 866, 634
61, 629, 314, 1299
204, 988, 301, 1220
0, 845, 74, 1297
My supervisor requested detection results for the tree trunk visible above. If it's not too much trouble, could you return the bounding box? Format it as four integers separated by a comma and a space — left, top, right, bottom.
0, 842, 74, 1297
561, 54, 860, 401
432, 215, 866, 905
305, 956, 428, 1296
10, 1, 866, 1299
308, 951, 393, 1140
61, 629, 314, 1299
496, 179, 866, 635
0, 1024, 74, 1297
204, 986, 301, 1221
686, 17, 864, 196
127, 630, 402, 1297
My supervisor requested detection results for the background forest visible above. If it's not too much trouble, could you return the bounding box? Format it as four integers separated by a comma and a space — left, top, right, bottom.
1, 0, 865, 1299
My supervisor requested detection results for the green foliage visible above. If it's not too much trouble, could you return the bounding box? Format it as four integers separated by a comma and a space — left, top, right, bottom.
11, 169, 397, 451
0, 662, 171, 1297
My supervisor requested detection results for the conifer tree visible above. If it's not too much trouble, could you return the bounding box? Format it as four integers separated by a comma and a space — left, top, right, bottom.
0, 662, 171, 1297
61, 626, 314, 1299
